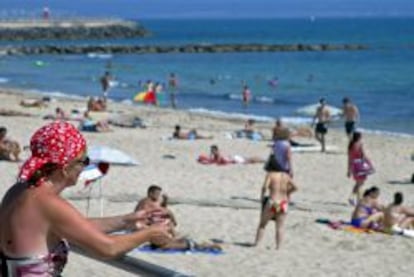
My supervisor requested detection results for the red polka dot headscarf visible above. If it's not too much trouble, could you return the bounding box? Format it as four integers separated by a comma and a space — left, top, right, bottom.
18, 121, 87, 183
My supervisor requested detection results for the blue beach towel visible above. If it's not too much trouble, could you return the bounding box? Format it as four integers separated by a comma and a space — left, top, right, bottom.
135, 245, 224, 255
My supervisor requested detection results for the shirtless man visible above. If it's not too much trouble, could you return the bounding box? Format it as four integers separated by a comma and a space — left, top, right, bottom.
312, 98, 331, 152
134, 185, 163, 212
342, 97, 360, 139
100, 71, 112, 99
0, 127, 21, 161
254, 157, 297, 249
383, 192, 414, 236
168, 73, 178, 109
242, 85, 251, 108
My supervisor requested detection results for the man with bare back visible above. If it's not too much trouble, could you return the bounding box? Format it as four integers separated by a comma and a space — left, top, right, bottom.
342, 97, 360, 139
312, 98, 331, 152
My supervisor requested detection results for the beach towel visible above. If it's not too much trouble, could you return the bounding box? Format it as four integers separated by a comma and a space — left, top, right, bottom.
315, 218, 376, 234
135, 244, 223, 255
292, 145, 340, 153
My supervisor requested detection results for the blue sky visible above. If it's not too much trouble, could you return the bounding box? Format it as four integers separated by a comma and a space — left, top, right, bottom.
0, 0, 413, 19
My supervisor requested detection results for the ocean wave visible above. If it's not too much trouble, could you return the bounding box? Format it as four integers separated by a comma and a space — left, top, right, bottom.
187, 107, 314, 126
87, 53, 113, 59
0, 77, 9, 84
255, 96, 274, 103
227, 93, 280, 104
227, 93, 242, 100
27, 89, 87, 101
358, 128, 414, 139
188, 107, 274, 122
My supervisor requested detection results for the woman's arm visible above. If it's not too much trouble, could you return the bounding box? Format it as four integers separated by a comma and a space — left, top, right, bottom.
347, 149, 352, 177
89, 210, 151, 233
260, 174, 270, 201
40, 194, 169, 259
287, 177, 298, 196
286, 146, 293, 177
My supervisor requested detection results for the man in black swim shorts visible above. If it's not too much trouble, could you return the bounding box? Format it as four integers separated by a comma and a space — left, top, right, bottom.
312, 98, 331, 152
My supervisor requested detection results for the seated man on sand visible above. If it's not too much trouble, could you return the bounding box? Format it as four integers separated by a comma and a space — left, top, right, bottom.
234, 119, 264, 140
172, 125, 213, 140
43, 107, 69, 120
383, 192, 414, 237
198, 144, 265, 165
350, 187, 384, 229
272, 118, 313, 146
79, 111, 111, 132
87, 97, 107, 112
0, 126, 21, 161
134, 185, 222, 251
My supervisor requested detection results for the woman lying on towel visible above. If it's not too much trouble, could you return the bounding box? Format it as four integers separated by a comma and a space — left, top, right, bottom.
350, 187, 384, 229
198, 145, 265, 165
172, 125, 213, 140
383, 192, 414, 237
19, 97, 50, 108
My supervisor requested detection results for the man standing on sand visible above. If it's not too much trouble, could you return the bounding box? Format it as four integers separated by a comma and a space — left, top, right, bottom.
100, 71, 112, 100
242, 85, 251, 108
342, 97, 360, 139
168, 73, 178, 108
312, 98, 331, 152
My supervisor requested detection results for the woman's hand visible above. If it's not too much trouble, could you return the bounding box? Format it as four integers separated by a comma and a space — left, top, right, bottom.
146, 222, 173, 246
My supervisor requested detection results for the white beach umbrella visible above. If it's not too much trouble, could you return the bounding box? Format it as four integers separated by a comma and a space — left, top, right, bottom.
88, 145, 139, 166
295, 103, 343, 117
78, 162, 110, 217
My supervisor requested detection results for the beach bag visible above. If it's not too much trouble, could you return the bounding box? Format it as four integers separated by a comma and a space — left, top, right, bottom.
352, 158, 375, 177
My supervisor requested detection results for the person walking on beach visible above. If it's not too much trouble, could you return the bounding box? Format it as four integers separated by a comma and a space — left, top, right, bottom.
342, 97, 360, 139
311, 98, 330, 152
100, 71, 112, 100
347, 131, 374, 205
242, 85, 251, 108
0, 122, 170, 276
254, 157, 297, 250
168, 73, 178, 108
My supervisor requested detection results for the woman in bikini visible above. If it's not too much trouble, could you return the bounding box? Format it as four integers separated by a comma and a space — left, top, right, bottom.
347, 131, 374, 205
253, 157, 297, 249
350, 187, 384, 229
0, 122, 170, 276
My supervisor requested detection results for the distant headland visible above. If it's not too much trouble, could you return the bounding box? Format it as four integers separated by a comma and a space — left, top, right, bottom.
0, 19, 150, 41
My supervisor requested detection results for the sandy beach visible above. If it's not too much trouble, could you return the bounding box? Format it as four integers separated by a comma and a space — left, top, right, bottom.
1, 87, 414, 276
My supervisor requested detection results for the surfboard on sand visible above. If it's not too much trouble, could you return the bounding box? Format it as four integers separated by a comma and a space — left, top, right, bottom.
292, 145, 340, 153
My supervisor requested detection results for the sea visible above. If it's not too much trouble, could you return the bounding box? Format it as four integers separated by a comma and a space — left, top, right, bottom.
0, 18, 413, 135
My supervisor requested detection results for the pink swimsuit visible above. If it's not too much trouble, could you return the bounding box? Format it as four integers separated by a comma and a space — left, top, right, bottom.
0, 240, 69, 277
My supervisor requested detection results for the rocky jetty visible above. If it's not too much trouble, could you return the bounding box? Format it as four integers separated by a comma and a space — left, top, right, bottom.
0, 19, 149, 41
0, 43, 368, 55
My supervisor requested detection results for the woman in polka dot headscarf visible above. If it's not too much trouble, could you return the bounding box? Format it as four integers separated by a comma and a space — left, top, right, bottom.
0, 121, 170, 276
